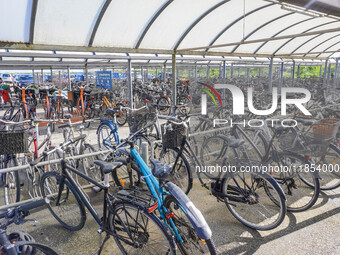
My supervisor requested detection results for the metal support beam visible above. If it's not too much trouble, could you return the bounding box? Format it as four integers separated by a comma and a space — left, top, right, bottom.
279, 62, 284, 95
206, 66, 210, 78
88, 0, 112, 47
246, 67, 249, 83
291, 61, 295, 86
333, 58, 338, 98
58, 71, 61, 89
327, 63, 331, 85
297, 65, 300, 78
230, 64, 234, 78
127, 59, 133, 108
135, 0, 173, 48
173, 0, 230, 50
194, 64, 197, 82
172, 54, 176, 116
32, 69, 35, 84
50, 67, 53, 82
29, 0, 39, 44
268, 58, 274, 93
41, 68, 43, 83
67, 67, 71, 91
323, 60, 328, 88
319, 65, 323, 77
163, 63, 166, 82
85, 64, 88, 85
222, 61, 226, 83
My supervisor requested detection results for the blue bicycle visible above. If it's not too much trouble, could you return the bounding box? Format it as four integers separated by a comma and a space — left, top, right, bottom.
109, 123, 217, 254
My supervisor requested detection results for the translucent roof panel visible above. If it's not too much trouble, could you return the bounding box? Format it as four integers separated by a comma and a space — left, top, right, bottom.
34, 0, 105, 46
0, 0, 32, 43
139, 0, 222, 50
0, 0, 339, 60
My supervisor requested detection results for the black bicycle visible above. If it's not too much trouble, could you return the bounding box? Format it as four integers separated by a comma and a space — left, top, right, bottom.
38, 135, 176, 254
0, 198, 58, 255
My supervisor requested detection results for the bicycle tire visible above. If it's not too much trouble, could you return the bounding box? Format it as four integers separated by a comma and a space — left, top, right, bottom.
40, 171, 86, 231
158, 148, 193, 195
3, 156, 20, 205
14, 241, 59, 255
157, 97, 171, 115
97, 123, 119, 150
304, 143, 340, 190
82, 143, 104, 192
116, 103, 128, 126
268, 152, 320, 212
163, 195, 217, 255
108, 202, 176, 255
222, 170, 286, 230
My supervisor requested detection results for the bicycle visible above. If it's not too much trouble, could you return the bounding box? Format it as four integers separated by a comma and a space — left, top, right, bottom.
37, 135, 177, 255
0, 119, 31, 205
0, 198, 58, 254
105, 128, 217, 254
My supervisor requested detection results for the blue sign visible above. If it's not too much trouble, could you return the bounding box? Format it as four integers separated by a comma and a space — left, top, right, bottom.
112, 72, 120, 79
96, 71, 112, 89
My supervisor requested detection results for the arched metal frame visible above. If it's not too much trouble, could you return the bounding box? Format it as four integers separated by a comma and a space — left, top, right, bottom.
253, 17, 315, 54
88, 0, 112, 47
29, 0, 39, 44
231, 12, 294, 53
272, 20, 340, 55
303, 33, 340, 57
317, 40, 340, 57
290, 33, 323, 55
206, 3, 275, 52
135, 0, 173, 49
173, 0, 231, 50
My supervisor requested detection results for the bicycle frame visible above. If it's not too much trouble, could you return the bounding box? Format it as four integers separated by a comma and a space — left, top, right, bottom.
128, 147, 184, 242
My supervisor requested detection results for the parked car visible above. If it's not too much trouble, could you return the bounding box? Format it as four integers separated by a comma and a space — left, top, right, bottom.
0, 73, 14, 83
15, 74, 34, 86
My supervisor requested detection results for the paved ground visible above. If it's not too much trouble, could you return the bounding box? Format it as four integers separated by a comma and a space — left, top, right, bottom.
1, 106, 340, 254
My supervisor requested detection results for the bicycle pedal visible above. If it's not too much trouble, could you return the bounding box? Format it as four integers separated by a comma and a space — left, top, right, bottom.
19, 182, 24, 187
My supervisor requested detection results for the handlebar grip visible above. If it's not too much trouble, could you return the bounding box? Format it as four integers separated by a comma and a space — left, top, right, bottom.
18, 198, 49, 213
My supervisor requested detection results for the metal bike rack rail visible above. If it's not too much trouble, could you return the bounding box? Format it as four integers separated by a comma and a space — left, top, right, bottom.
0, 149, 112, 211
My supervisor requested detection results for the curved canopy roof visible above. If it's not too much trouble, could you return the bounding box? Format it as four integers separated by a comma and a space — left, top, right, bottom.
1, 0, 340, 60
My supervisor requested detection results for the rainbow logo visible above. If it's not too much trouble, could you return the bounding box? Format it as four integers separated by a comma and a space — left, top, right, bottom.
200, 83, 223, 114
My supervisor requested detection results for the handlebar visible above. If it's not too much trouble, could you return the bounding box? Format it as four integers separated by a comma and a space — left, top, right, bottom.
0, 198, 49, 221
0, 119, 31, 126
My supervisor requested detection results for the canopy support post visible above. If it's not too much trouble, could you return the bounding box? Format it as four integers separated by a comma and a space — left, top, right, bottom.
323, 60, 328, 88
172, 53, 177, 116
333, 58, 338, 98
67, 67, 71, 91
291, 60, 295, 86
85, 64, 88, 85
127, 59, 133, 108
50, 67, 53, 83
279, 62, 284, 95
268, 57, 273, 93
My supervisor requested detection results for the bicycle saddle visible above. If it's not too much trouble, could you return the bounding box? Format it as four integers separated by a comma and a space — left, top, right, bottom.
150, 158, 172, 179
64, 114, 72, 119
94, 160, 123, 174
226, 137, 245, 148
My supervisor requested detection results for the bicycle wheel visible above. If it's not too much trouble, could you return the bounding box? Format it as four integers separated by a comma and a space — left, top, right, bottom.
116, 103, 128, 126
14, 241, 58, 255
3, 156, 20, 205
177, 96, 192, 116
308, 143, 340, 190
109, 202, 176, 255
269, 152, 320, 212
40, 171, 86, 231
158, 148, 192, 194
97, 123, 118, 150
82, 143, 104, 192
222, 170, 286, 230
157, 97, 171, 115
163, 195, 217, 255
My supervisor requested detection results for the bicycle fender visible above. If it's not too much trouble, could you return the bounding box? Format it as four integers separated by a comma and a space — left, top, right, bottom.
166, 182, 212, 240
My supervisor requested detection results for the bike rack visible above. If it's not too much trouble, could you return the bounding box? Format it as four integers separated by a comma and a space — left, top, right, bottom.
0, 149, 111, 211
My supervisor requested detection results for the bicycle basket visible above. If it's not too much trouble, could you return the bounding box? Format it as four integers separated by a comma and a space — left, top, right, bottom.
113, 188, 158, 210
127, 107, 156, 133
0, 129, 28, 155
278, 130, 333, 157
161, 123, 185, 149
312, 118, 340, 139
